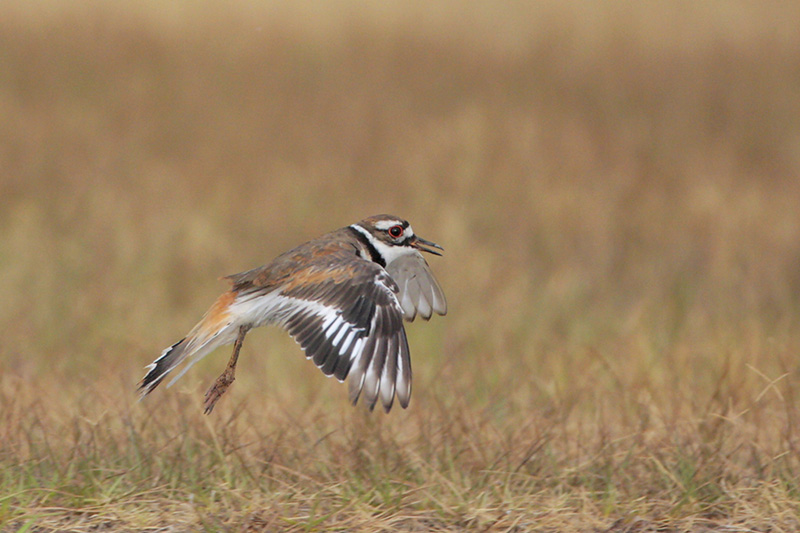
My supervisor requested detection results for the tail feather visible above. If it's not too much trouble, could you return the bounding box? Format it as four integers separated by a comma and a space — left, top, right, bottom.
138, 291, 240, 398
138, 327, 237, 398
138, 338, 188, 396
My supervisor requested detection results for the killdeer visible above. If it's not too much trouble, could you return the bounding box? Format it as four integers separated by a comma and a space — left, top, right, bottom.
138, 214, 446, 413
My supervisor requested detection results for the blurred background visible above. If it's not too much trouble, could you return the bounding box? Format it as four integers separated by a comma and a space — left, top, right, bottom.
1, 1, 800, 525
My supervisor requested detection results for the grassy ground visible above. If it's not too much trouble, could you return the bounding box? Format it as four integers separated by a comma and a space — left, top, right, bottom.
2, 1, 800, 530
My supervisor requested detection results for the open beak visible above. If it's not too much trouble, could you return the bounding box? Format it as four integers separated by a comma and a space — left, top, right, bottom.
411, 236, 444, 256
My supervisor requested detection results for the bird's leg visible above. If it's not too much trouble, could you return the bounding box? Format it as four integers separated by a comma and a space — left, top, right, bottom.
203, 325, 250, 414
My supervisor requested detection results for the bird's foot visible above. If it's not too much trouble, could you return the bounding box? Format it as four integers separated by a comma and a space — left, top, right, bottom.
203, 369, 235, 414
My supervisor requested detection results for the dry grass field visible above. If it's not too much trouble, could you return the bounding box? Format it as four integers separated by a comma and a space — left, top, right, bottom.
2, 1, 800, 531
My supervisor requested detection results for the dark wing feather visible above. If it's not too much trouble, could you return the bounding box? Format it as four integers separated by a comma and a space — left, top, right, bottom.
262, 249, 411, 412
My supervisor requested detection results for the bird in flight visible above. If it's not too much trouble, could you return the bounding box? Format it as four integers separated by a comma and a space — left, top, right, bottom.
138, 214, 447, 413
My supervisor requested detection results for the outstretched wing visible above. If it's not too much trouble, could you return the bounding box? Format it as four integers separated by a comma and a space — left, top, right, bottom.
386, 253, 448, 321
231, 251, 411, 412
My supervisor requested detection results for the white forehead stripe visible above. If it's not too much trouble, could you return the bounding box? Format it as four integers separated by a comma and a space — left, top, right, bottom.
374, 219, 404, 230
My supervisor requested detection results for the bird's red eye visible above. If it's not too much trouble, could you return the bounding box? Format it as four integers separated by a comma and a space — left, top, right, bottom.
388, 225, 404, 238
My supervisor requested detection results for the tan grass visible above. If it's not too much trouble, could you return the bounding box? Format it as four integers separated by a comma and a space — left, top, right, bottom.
2, 1, 800, 530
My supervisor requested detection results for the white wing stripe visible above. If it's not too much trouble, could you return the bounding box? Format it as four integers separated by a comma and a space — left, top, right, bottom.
349, 337, 366, 376
225, 269, 415, 410
331, 322, 349, 347
232, 291, 374, 376
339, 329, 357, 354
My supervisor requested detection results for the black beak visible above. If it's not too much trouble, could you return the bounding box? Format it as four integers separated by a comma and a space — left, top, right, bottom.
412, 236, 444, 256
